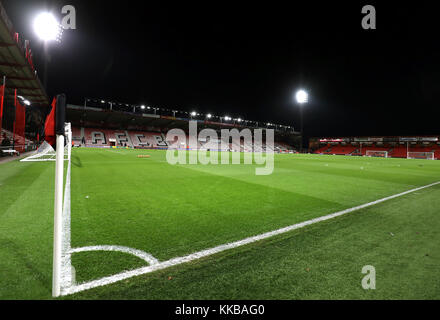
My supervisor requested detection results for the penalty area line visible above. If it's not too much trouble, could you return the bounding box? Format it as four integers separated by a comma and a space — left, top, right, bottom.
61, 180, 440, 296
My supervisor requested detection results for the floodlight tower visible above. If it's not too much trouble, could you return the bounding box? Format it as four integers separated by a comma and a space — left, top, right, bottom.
295, 89, 309, 152
33, 12, 63, 90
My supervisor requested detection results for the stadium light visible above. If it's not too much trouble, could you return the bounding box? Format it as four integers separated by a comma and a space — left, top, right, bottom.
206, 114, 212, 119
33, 12, 63, 91
294, 89, 309, 152
191, 111, 197, 117
295, 89, 308, 104
33, 12, 63, 42
141, 105, 146, 110
17, 95, 31, 106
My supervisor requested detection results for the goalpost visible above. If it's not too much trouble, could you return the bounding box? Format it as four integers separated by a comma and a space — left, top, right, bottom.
407, 152, 435, 160
366, 150, 388, 158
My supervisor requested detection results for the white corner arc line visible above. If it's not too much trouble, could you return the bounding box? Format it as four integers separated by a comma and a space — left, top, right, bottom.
61, 181, 440, 296
70, 246, 160, 266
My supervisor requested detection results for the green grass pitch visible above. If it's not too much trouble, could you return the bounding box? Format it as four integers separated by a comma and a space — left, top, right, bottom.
1, 149, 440, 299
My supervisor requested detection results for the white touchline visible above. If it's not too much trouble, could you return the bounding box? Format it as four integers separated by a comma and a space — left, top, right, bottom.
61, 180, 440, 296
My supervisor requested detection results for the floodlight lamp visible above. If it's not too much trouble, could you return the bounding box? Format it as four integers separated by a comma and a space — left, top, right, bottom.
191, 111, 197, 117
33, 12, 62, 42
141, 105, 146, 110
295, 89, 308, 104
17, 95, 31, 106
207, 114, 212, 119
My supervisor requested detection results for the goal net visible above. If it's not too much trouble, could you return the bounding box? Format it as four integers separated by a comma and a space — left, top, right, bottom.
366, 150, 388, 158
20, 123, 72, 162
407, 152, 435, 160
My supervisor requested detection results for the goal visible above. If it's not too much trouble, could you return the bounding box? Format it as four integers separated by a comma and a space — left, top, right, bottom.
366, 150, 388, 158
407, 152, 435, 160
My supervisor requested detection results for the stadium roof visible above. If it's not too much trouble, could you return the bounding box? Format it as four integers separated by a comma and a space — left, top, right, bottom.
67, 102, 299, 136
83, 98, 297, 132
0, 2, 49, 107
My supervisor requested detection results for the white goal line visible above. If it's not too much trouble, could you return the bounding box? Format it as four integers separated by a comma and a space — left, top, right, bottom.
61, 180, 440, 296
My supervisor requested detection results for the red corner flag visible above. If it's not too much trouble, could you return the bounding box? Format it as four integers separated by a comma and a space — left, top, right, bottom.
44, 97, 57, 147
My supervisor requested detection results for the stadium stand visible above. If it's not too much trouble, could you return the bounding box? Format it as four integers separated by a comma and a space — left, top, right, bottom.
310, 137, 440, 160
389, 146, 408, 158
389, 145, 440, 159
66, 99, 299, 153
72, 127, 167, 149
329, 145, 357, 155
72, 126, 297, 153
1, 128, 14, 144
1, 128, 36, 157
314, 144, 332, 154
314, 144, 358, 155
129, 131, 168, 148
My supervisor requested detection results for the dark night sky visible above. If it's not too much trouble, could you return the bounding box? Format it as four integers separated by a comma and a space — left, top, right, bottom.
3, 1, 440, 138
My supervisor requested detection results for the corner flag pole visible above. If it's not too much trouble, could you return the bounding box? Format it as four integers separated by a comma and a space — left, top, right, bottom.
53, 132, 64, 297
52, 94, 66, 297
